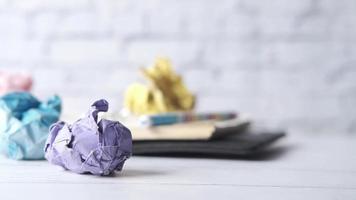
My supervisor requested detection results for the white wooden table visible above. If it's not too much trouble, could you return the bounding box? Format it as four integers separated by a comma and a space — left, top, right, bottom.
0, 135, 355, 200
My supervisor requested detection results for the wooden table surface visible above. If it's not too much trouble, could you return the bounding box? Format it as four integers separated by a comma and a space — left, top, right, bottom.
0, 135, 355, 200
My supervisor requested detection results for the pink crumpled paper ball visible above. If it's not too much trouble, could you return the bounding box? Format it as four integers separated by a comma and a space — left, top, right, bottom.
0, 72, 33, 95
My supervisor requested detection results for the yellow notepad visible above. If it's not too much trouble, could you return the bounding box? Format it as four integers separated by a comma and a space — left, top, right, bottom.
129, 118, 250, 141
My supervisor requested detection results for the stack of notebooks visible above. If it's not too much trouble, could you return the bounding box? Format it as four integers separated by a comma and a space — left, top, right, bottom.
124, 112, 285, 158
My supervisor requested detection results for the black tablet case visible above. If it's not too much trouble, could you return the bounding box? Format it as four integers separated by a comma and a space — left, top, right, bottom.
133, 127, 286, 158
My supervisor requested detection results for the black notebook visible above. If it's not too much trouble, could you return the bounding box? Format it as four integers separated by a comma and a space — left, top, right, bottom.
133, 126, 286, 158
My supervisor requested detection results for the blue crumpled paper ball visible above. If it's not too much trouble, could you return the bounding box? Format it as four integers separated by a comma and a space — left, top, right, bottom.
0, 92, 61, 160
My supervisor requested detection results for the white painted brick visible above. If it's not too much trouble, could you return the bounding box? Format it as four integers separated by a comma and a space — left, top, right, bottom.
0, 0, 8, 8
183, 69, 216, 95
32, 68, 68, 97
223, 12, 259, 38
259, 41, 344, 67
257, 16, 296, 37
0, 39, 44, 62
103, 68, 140, 93
257, 97, 341, 121
319, 0, 356, 17
258, 68, 330, 98
203, 41, 261, 66
126, 40, 200, 66
179, 1, 226, 37
54, 12, 112, 36
61, 95, 122, 121
242, 0, 312, 17
326, 69, 356, 92
0, 0, 354, 135
206, 69, 261, 97
338, 91, 356, 122
49, 39, 119, 63
0, 13, 26, 38
195, 96, 243, 113
113, 11, 143, 37
293, 15, 332, 39
30, 12, 61, 39
9, 0, 90, 12
140, 0, 184, 35
34, 66, 137, 99
330, 15, 356, 41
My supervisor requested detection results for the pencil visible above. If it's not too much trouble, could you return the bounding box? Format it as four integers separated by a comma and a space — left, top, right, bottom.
139, 112, 237, 126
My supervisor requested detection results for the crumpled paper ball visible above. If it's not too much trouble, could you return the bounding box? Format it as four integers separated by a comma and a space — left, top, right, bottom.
124, 57, 195, 114
45, 99, 132, 176
0, 92, 61, 160
0, 71, 33, 95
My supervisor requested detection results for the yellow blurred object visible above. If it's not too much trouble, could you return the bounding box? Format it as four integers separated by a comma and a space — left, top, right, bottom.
124, 58, 195, 114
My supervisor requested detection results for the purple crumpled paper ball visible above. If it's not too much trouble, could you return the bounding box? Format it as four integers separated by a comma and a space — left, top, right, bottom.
44, 99, 132, 176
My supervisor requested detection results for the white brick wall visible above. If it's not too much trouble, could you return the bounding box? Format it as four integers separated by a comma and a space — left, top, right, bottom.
0, 0, 355, 134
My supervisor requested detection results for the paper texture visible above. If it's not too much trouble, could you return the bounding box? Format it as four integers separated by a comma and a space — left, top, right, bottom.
0, 92, 61, 160
45, 99, 132, 176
